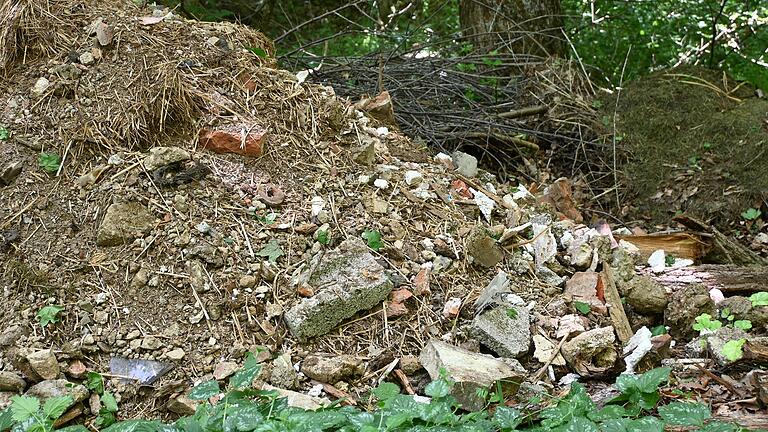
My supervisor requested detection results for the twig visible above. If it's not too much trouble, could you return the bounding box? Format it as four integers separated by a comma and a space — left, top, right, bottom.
532, 334, 569, 382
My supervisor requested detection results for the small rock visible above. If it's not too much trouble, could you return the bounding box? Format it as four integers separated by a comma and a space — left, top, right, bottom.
269, 353, 298, 390
0, 372, 26, 392
67, 360, 87, 379
561, 326, 617, 376
625, 276, 668, 314
452, 151, 478, 177
143, 146, 191, 171
213, 361, 239, 380
301, 355, 365, 384
26, 349, 60, 380
707, 327, 750, 366
352, 137, 376, 166
664, 283, 715, 339
538, 177, 583, 223
569, 242, 593, 269
32, 77, 50, 96
25, 379, 88, 405
261, 384, 330, 410
79, 52, 95, 65
532, 335, 566, 366
399, 355, 422, 375
466, 227, 503, 268
187, 260, 209, 293
471, 306, 531, 358
373, 178, 389, 189
564, 272, 607, 314
432, 256, 452, 273
141, 336, 163, 351
536, 265, 566, 287
167, 395, 199, 416
96, 202, 154, 247
165, 348, 185, 360
404, 170, 423, 186
419, 339, 522, 411
0, 161, 23, 186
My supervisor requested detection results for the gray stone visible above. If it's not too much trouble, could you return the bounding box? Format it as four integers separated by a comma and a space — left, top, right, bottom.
0, 325, 27, 346
466, 227, 503, 268
31, 77, 50, 96
284, 239, 393, 340
26, 379, 88, 405
707, 327, 750, 366
165, 348, 185, 360
213, 361, 239, 380
269, 353, 298, 390
0, 392, 13, 409
26, 349, 60, 380
536, 265, 566, 287
143, 146, 191, 171
261, 384, 330, 410
569, 242, 593, 269
474, 271, 511, 314
452, 151, 478, 177
187, 260, 209, 292
0, 372, 26, 392
399, 355, 422, 375
96, 202, 154, 246
664, 284, 714, 340
167, 395, 199, 415
432, 256, 452, 274
561, 326, 617, 375
352, 137, 376, 166
0, 161, 23, 186
419, 339, 522, 411
79, 52, 95, 65
141, 336, 163, 350
471, 306, 531, 358
625, 276, 668, 314
301, 355, 365, 384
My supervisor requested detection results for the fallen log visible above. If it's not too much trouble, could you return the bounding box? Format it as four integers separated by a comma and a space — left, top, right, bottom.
639, 265, 768, 294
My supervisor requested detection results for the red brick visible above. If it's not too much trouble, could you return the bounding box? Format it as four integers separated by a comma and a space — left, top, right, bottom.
198, 125, 267, 157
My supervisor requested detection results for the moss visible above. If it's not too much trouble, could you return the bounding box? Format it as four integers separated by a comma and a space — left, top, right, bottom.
612, 65, 768, 225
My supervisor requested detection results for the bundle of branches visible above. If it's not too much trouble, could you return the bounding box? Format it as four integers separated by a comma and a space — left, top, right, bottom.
290, 49, 618, 201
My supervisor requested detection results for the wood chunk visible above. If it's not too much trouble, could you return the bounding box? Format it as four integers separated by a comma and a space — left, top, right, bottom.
601, 266, 633, 344
641, 265, 768, 294
615, 232, 707, 260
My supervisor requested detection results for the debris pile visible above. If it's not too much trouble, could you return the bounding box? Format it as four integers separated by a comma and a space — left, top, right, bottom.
1, 0, 767, 427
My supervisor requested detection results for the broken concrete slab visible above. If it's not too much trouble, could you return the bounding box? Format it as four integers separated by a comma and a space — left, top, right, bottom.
419, 339, 522, 411
301, 354, 365, 384
143, 146, 190, 171
471, 305, 531, 358
564, 272, 607, 314
284, 239, 393, 340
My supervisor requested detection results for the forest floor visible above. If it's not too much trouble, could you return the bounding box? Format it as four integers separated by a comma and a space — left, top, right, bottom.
1, 0, 768, 430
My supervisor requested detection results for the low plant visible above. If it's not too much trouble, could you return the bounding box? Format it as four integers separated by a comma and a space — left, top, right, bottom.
0, 125, 9, 140
692, 313, 722, 334
37, 153, 61, 174
741, 207, 762, 221
36, 305, 64, 328
362, 229, 383, 251
750, 292, 768, 307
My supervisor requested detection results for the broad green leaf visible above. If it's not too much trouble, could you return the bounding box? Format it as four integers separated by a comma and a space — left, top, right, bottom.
574, 301, 591, 315
102, 391, 119, 412
634, 367, 671, 393
187, 380, 220, 400
750, 292, 768, 307
697, 420, 742, 432
362, 230, 383, 251
95, 411, 117, 428
102, 419, 168, 431
36, 305, 64, 328
256, 239, 284, 263
658, 401, 711, 426
0, 126, 9, 140
372, 382, 400, 401
721, 339, 746, 362
0, 408, 13, 431
559, 416, 599, 432
626, 416, 664, 432
588, 404, 626, 421
38, 153, 61, 174
424, 379, 451, 398
57, 426, 90, 432
741, 208, 762, 220
733, 320, 752, 330
86, 371, 105, 395
229, 352, 262, 390
10, 395, 40, 422
492, 406, 522, 429
248, 47, 268, 57
43, 395, 72, 419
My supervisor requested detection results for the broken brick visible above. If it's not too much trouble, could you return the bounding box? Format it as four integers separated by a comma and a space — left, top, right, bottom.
198, 125, 267, 157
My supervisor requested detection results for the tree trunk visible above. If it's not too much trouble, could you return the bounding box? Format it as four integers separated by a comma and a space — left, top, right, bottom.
459, 0, 565, 57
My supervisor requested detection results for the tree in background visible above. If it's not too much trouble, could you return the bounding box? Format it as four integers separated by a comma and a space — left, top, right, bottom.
459, 0, 565, 57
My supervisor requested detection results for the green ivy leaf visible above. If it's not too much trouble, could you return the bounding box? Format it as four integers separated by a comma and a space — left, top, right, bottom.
102, 392, 119, 413
36, 305, 64, 328
188, 380, 220, 400
229, 352, 262, 390
733, 320, 752, 331
658, 401, 711, 426
424, 379, 451, 398
492, 406, 522, 429
651, 325, 667, 336
741, 207, 762, 220
56, 426, 90, 432
692, 313, 722, 332
256, 239, 284, 263
10, 395, 40, 422
248, 47, 268, 57
316, 229, 330, 245
372, 382, 401, 402
574, 301, 591, 315
0, 126, 9, 140
362, 230, 383, 251
43, 396, 72, 419
749, 292, 768, 307
721, 339, 746, 362
86, 371, 105, 395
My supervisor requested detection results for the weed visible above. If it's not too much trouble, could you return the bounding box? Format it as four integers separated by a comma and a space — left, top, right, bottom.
749, 292, 768, 307
36, 306, 64, 328
0, 125, 9, 140
362, 229, 383, 251
721, 339, 746, 362
741, 207, 762, 221
256, 240, 284, 263
38, 153, 61, 174
692, 313, 722, 334
316, 229, 330, 245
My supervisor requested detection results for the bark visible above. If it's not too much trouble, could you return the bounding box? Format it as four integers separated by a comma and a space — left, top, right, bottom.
640, 265, 768, 294
459, 0, 565, 56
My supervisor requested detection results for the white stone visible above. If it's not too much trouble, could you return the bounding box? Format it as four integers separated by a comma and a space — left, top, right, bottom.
404, 170, 423, 185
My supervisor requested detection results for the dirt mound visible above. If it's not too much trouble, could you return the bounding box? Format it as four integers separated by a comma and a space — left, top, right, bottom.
615, 66, 768, 226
